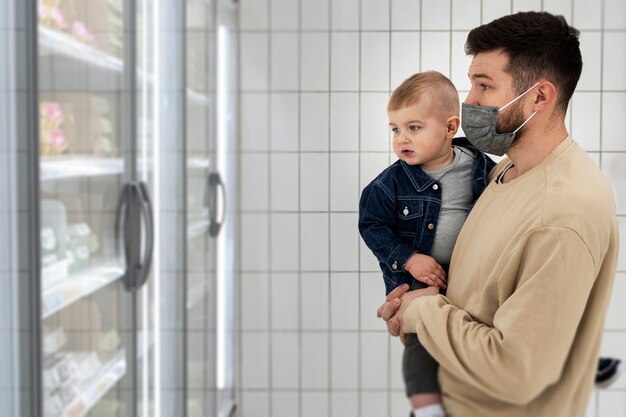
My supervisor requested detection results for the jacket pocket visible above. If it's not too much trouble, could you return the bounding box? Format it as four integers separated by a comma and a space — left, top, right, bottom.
396, 199, 423, 237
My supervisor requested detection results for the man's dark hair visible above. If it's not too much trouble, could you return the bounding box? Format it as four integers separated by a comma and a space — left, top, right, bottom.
465, 11, 582, 114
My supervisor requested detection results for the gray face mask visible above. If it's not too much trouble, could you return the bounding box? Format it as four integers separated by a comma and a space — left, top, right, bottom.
461, 82, 539, 156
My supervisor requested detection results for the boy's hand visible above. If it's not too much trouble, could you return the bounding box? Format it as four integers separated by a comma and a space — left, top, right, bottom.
404, 253, 447, 289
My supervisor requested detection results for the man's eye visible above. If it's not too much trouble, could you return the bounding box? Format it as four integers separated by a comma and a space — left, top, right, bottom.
480, 83, 489, 91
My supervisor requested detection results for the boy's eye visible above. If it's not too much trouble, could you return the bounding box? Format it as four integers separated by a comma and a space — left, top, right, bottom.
409, 125, 420, 131
391, 127, 400, 134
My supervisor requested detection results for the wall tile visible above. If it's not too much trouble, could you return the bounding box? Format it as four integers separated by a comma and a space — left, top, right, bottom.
330, 153, 359, 212
241, 332, 270, 388
452, 0, 481, 30
241, 213, 269, 271
272, 391, 299, 417
571, 92, 601, 152
240, 0, 269, 30
239, 391, 270, 417
362, 0, 390, 30
543, 0, 573, 21
331, 392, 358, 417
389, 336, 404, 390
271, 0, 298, 30
241, 273, 270, 330
421, 31, 451, 75
241, 93, 270, 152
619, 217, 626, 271
301, 332, 329, 388
271, 273, 300, 330
513, 0, 542, 13
331, 32, 360, 91
482, 0, 512, 24
271, 33, 299, 91
360, 32, 390, 92
302, 392, 330, 417
578, 32, 602, 91
330, 93, 360, 152
330, 273, 360, 330
601, 93, 626, 152
361, 392, 388, 417
391, 0, 421, 31
301, 153, 330, 210
241, 33, 269, 91
302, 0, 330, 30
605, 0, 626, 30
603, 33, 626, 91
330, 213, 360, 271
422, 0, 451, 30
360, 272, 386, 330
601, 153, 626, 215
598, 391, 626, 417
451, 31, 472, 93
241, 153, 269, 211
331, 0, 360, 30
270, 213, 300, 271
390, 32, 421, 89
272, 333, 300, 389
331, 332, 359, 388
361, 334, 389, 390
301, 272, 330, 330
300, 93, 330, 151
573, 0, 602, 30
271, 153, 299, 211
270, 93, 300, 151
301, 33, 330, 92
360, 93, 391, 152
301, 213, 330, 270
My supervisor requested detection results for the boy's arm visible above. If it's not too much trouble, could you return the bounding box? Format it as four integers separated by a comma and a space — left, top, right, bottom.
358, 182, 417, 273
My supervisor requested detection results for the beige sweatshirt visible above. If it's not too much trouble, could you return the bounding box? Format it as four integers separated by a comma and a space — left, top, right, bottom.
404, 137, 619, 417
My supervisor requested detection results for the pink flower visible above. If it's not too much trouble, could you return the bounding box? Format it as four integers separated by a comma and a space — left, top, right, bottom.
44, 102, 64, 123
50, 129, 68, 150
72, 21, 96, 45
51, 7, 67, 28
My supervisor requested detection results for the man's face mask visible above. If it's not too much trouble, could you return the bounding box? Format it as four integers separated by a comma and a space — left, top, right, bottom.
461, 82, 540, 156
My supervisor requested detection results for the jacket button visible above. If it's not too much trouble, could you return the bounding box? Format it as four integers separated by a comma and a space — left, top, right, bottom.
432, 184, 439, 190
427, 223, 435, 230
403, 207, 409, 216
392, 261, 398, 270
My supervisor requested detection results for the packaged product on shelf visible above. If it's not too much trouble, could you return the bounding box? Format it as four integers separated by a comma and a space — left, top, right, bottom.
38, 0, 68, 30
43, 326, 68, 355
91, 95, 118, 157
66, 222, 100, 274
40, 102, 69, 156
43, 352, 78, 389
41, 200, 70, 288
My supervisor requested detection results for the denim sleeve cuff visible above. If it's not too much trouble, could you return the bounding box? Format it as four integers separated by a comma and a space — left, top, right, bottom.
387, 244, 416, 274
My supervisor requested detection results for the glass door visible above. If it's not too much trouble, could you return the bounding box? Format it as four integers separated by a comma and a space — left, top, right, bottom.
37, 0, 133, 416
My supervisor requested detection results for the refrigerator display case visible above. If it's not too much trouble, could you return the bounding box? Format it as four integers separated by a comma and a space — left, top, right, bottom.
1, 0, 238, 416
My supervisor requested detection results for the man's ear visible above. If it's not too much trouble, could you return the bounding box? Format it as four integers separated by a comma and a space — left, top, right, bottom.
532, 80, 558, 112
446, 116, 461, 139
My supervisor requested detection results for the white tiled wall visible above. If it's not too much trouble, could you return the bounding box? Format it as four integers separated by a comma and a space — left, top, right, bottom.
238, 1, 626, 416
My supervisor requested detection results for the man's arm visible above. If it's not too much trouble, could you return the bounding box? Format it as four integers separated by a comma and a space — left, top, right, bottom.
402, 227, 597, 404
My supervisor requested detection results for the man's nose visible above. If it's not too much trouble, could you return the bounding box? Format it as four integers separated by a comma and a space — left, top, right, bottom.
464, 89, 478, 105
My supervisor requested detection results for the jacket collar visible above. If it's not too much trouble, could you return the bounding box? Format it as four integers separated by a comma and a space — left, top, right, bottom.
400, 160, 436, 192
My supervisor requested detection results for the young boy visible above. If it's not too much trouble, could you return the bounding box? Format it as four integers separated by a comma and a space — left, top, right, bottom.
358, 71, 495, 417
359, 71, 623, 416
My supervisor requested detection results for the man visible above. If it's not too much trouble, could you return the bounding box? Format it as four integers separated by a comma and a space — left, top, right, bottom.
376, 11, 619, 417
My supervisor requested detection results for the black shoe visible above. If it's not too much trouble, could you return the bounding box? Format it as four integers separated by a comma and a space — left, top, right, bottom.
596, 357, 623, 388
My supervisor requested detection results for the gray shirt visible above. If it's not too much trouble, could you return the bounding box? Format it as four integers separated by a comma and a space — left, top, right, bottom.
422, 146, 475, 264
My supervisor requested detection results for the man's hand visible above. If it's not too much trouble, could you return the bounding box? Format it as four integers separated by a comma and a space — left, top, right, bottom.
404, 253, 447, 289
377, 284, 439, 338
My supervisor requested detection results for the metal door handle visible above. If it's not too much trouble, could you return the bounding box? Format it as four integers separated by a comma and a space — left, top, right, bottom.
207, 172, 226, 237
118, 182, 154, 291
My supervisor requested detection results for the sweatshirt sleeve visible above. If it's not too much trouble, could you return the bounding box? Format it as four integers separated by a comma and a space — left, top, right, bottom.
359, 181, 418, 273
403, 227, 597, 405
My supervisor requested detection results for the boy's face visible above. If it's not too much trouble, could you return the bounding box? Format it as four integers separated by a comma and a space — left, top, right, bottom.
388, 104, 454, 170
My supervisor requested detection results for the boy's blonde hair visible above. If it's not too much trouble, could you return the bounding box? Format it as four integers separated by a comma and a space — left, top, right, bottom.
387, 71, 460, 122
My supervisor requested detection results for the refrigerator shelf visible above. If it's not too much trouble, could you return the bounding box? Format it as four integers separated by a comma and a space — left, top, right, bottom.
38, 26, 209, 104
42, 261, 125, 319
58, 349, 126, 417
41, 156, 124, 181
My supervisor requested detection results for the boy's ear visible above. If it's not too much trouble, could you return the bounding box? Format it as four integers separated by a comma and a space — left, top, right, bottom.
446, 116, 460, 138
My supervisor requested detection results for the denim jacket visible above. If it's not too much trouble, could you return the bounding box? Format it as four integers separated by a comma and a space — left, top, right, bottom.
358, 137, 496, 294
